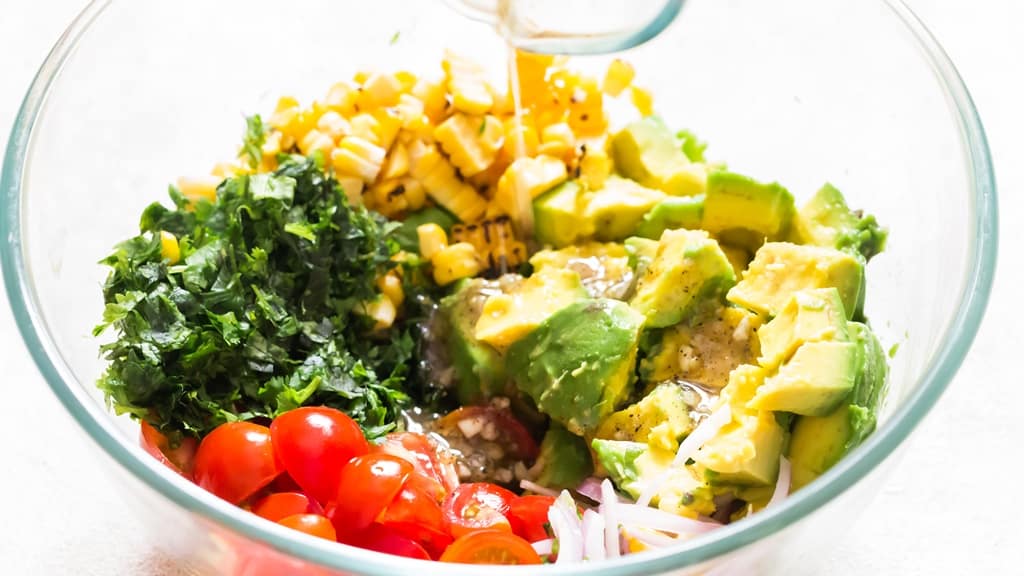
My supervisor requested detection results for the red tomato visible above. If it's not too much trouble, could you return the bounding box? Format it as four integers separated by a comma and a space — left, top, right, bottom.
253, 492, 323, 522
439, 529, 542, 565
277, 514, 337, 541
194, 422, 282, 504
378, 475, 452, 558
438, 406, 540, 460
507, 495, 556, 543
356, 524, 431, 560
139, 420, 198, 479
443, 483, 517, 539
329, 454, 413, 541
374, 432, 459, 495
269, 473, 303, 493
270, 407, 369, 505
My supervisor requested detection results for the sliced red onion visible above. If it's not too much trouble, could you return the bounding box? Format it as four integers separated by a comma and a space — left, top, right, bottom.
599, 479, 621, 558
768, 456, 791, 508
637, 405, 733, 507
549, 491, 584, 564
576, 477, 604, 502
582, 509, 607, 561
615, 502, 722, 535
531, 538, 554, 556
520, 479, 559, 497
623, 526, 680, 549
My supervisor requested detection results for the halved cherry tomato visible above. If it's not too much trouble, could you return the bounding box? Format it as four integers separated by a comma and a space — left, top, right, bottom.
443, 483, 517, 539
329, 454, 413, 541
270, 407, 369, 505
374, 432, 459, 495
139, 420, 198, 479
439, 529, 543, 565
437, 406, 540, 460
507, 495, 556, 543
356, 524, 431, 560
194, 422, 282, 504
277, 514, 337, 541
379, 475, 452, 558
253, 492, 323, 522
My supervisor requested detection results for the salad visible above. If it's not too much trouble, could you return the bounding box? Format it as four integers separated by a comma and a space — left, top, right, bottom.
95, 50, 888, 565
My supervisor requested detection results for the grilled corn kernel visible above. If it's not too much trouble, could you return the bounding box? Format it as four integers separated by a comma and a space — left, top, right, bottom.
602, 59, 635, 97
298, 129, 335, 156
493, 156, 568, 218
317, 111, 352, 141
177, 175, 221, 203
450, 216, 527, 273
401, 178, 426, 211
380, 141, 410, 180
336, 176, 366, 206
377, 273, 405, 307
370, 179, 410, 217
443, 51, 494, 115
631, 86, 655, 117
357, 73, 402, 110
410, 143, 489, 222
434, 113, 504, 177
502, 117, 540, 159
358, 295, 397, 330
432, 242, 482, 286
538, 122, 576, 160
160, 231, 181, 265
417, 223, 449, 259
578, 142, 613, 190
325, 81, 358, 116
412, 78, 448, 123
372, 108, 403, 150
331, 136, 386, 182
396, 94, 426, 127
394, 71, 418, 94
349, 113, 382, 145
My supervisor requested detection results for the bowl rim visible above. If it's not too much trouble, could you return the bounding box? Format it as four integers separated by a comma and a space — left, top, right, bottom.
0, 0, 997, 573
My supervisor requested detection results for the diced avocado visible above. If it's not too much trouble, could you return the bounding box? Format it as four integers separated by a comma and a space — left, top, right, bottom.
791, 183, 888, 262
507, 299, 645, 435
702, 171, 795, 251
475, 267, 588, 349
530, 242, 634, 300
630, 229, 736, 328
394, 206, 457, 252
748, 340, 859, 416
635, 195, 705, 239
721, 244, 751, 278
727, 242, 864, 319
595, 383, 694, 453
535, 423, 594, 490
693, 365, 786, 486
624, 236, 659, 278
756, 288, 849, 371
640, 305, 761, 390
440, 279, 508, 405
788, 322, 888, 490
611, 117, 706, 197
585, 176, 667, 241
591, 439, 651, 498
533, 180, 594, 248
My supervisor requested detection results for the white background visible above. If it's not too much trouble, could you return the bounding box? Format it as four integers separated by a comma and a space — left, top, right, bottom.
1, 1, 1022, 574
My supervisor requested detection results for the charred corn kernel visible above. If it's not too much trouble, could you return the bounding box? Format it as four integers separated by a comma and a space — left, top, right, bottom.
539, 122, 575, 160
431, 242, 482, 286
502, 117, 540, 159
177, 175, 221, 203
408, 140, 443, 178
417, 223, 448, 259
357, 73, 402, 110
325, 81, 358, 116
407, 141, 488, 221
469, 156, 511, 191
298, 129, 334, 156
450, 216, 527, 272
336, 176, 365, 206
377, 273, 405, 307
578, 140, 613, 190
493, 156, 568, 218
602, 59, 635, 97
280, 133, 296, 151
394, 71, 418, 94
331, 136, 386, 182
434, 113, 504, 177
349, 113, 381, 145
370, 179, 410, 217
565, 77, 606, 136
631, 86, 654, 116
412, 78, 448, 123
358, 295, 396, 330
372, 108, 403, 150
443, 51, 493, 115
160, 231, 181, 264
401, 178, 426, 211
380, 141, 410, 180
317, 111, 352, 141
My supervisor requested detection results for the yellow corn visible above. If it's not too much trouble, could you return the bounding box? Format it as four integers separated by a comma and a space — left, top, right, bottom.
538, 122, 576, 160
417, 223, 449, 259
578, 136, 613, 190
431, 242, 483, 286
325, 81, 358, 116
377, 273, 405, 307
450, 216, 528, 273
412, 78, 448, 124
395, 94, 426, 128
211, 161, 245, 179
358, 295, 397, 330
401, 178, 427, 211
602, 59, 635, 97
434, 113, 504, 177
349, 113, 382, 145
261, 131, 283, 158
501, 117, 540, 159
493, 156, 568, 219
331, 136, 386, 182
631, 86, 655, 117
408, 142, 488, 223
177, 175, 221, 203
298, 129, 335, 156
380, 140, 410, 181
336, 176, 366, 207
357, 73, 403, 110
369, 179, 410, 217
372, 108, 403, 150
394, 71, 418, 94
442, 51, 493, 115
317, 111, 352, 141
160, 231, 181, 265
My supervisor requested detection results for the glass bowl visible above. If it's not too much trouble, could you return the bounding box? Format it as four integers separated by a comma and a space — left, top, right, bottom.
0, 0, 996, 574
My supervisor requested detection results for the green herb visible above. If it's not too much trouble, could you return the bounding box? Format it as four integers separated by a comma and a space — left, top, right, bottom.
96, 154, 417, 440
240, 114, 266, 169
478, 119, 487, 135
389, 30, 401, 45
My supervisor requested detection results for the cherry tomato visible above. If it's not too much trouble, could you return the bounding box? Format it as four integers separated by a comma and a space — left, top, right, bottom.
438, 406, 540, 460
443, 483, 517, 539
439, 529, 543, 565
139, 420, 198, 479
328, 454, 413, 540
378, 475, 452, 557
374, 432, 459, 495
253, 492, 323, 522
194, 422, 282, 504
356, 524, 431, 560
270, 407, 369, 505
277, 514, 337, 541
269, 472, 303, 493
507, 495, 556, 543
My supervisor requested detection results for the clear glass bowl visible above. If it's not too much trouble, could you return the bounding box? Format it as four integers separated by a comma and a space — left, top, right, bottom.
0, 0, 996, 574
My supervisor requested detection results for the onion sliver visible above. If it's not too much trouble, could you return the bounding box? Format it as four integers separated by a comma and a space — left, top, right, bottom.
768, 456, 791, 508
637, 405, 732, 506
600, 479, 621, 558
549, 491, 584, 563
615, 502, 721, 535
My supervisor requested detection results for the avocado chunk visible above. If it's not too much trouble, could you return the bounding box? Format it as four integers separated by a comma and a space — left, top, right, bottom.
595, 383, 694, 453
591, 439, 649, 498
788, 322, 888, 489
475, 267, 588, 349
721, 244, 752, 277
702, 171, 795, 251
440, 279, 508, 404
530, 242, 634, 300
756, 288, 850, 371
693, 365, 786, 486
791, 183, 888, 262
640, 305, 762, 390
534, 423, 595, 490
611, 117, 706, 197
585, 176, 667, 241
394, 206, 457, 252
533, 180, 594, 248
624, 236, 659, 279
507, 299, 645, 435
727, 242, 864, 319
748, 340, 858, 416
630, 229, 737, 328
635, 194, 705, 239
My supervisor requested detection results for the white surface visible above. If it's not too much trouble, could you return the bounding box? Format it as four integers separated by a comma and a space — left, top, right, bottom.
0, 1, 1021, 574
